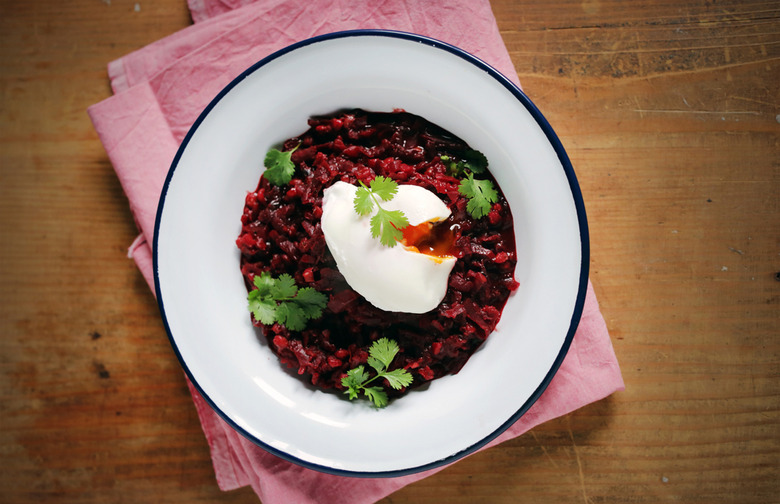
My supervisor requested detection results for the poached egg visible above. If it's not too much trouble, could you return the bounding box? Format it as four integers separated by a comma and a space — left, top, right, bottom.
321, 181, 457, 314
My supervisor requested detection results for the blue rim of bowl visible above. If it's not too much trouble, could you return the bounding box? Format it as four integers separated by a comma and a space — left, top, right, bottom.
153, 29, 590, 478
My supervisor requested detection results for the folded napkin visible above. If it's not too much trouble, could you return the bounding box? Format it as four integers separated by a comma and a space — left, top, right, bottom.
88, 1, 624, 502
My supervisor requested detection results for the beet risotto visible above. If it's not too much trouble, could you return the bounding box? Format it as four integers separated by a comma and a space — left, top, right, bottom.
236, 109, 518, 400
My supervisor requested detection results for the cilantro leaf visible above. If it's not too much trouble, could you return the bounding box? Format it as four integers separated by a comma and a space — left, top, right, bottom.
353, 185, 374, 216
382, 368, 415, 390
385, 209, 409, 229
263, 144, 300, 186
342, 366, 370, 400
462, 149, 488, 174
370, 210, 407, 247
367, 175, 398, 201
363, 387, 389, 408
295, 287, 328, 319
366, 356, 385, 374
275, 302, 307, 331
271, 273, 298, 299
252, 271, 276, 296
459, 172, 498, 219
354, 178, 409, 248
246, 272, 327, 331
369, 337, 400, 370
340, 337, 414, 408
248, 296, 278, 326
368, 212, 384, 241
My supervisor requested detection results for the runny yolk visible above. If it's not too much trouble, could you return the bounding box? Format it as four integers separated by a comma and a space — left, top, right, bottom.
400, 220, 457, 260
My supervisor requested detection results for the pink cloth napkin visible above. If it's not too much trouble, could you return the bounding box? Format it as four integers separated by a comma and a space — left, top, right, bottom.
88, 1, 624, 502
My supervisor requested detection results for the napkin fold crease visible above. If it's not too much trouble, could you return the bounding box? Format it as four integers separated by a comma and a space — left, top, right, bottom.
88, 1, 624, 502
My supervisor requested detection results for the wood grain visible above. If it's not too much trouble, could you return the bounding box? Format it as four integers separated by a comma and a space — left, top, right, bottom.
1, 0, 778, 502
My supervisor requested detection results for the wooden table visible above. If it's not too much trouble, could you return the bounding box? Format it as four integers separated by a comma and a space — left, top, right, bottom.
2, 0, 778, 502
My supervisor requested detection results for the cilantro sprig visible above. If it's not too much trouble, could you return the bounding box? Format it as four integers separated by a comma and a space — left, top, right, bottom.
263, 143, 300, 186
247, 272, 327, 331
459, 172, 499, 219
442, 149, 499, 219
341, 338, 414, 408
353, 176, 409, 248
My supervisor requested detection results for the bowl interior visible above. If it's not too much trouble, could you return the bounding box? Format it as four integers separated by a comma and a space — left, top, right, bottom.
154, 31, 587, 476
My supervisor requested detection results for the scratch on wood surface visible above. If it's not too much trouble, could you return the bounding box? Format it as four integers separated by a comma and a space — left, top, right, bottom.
632, 109, 761, 115
531, 431, 559, 467
731, 95, 778, 108
632, 95, 645, 119
567, 416, 591, 504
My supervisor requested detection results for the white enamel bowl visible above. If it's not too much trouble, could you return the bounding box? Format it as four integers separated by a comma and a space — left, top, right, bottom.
154, 30, 589, 477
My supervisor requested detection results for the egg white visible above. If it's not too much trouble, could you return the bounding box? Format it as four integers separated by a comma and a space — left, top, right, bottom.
321, 181, 457, 314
